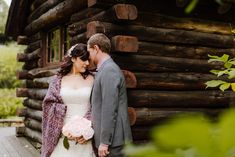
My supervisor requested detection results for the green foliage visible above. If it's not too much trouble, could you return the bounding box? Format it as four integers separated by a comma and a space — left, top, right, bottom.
0, 43, 25, 88
0, 88, 23, 118
205, 54, 235, 91
0, 0, 9, 34
125, 110, 235, 157
185, 0, 199, 14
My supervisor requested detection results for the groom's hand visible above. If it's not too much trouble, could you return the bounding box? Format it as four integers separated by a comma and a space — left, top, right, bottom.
98, 143, 109, 157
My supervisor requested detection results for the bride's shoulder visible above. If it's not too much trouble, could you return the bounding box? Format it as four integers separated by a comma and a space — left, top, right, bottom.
86, 74, 94, 84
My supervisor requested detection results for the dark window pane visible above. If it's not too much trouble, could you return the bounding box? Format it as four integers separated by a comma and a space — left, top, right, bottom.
48, 28, 60, 63
64, 26, 71, 55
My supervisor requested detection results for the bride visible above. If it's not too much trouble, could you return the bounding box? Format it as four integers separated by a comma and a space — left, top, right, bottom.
41, 43, 96, 157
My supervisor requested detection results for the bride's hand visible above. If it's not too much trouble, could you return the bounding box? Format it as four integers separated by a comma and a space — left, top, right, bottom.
67, 133, 76, 140
75, 136, 88, 144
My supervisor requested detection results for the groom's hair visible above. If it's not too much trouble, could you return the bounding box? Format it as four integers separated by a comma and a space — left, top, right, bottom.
87, 33, 111, 54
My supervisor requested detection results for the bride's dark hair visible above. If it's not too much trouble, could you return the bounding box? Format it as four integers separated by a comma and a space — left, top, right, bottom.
58, 43, 90, 78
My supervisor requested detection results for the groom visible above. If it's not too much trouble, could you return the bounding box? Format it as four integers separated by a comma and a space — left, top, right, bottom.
87, 33, 132, 157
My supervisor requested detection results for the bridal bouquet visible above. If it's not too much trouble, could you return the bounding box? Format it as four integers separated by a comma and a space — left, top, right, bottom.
62, 116, 94, 149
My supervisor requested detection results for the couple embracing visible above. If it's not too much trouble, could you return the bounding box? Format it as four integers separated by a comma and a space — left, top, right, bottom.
41, 33, 132, 157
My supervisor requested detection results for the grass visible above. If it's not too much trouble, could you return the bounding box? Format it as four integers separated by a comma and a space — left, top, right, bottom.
0, 88, 23, 118
0, 43, 25, 118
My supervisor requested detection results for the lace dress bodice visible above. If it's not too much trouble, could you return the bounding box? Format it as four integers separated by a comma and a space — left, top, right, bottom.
60, 87, 92, 124
50, 86, 95, 157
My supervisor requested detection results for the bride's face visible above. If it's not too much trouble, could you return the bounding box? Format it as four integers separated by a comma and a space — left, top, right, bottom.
72, 57, 89, 73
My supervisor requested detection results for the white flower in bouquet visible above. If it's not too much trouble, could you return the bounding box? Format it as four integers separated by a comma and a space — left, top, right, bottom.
62, 116, 94, 149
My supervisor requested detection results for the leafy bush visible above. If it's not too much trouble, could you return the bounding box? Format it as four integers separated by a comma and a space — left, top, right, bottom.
0, 88, 23, 118
0, 43, 24, 88
125, 109, 235, 157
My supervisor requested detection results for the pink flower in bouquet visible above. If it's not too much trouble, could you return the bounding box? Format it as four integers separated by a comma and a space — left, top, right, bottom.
62, 116, 94, 140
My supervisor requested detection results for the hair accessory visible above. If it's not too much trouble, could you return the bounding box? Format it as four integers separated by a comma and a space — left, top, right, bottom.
67, 44, 78, 57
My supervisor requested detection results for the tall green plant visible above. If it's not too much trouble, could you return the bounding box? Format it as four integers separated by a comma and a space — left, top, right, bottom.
125, 110, 235, 157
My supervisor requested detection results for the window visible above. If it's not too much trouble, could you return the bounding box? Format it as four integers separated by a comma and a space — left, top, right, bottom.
45, 26, 70, 65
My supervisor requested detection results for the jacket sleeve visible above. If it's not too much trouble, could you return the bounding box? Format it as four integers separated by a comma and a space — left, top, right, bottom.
100, 69, 120, 145
41, 76, 67, 157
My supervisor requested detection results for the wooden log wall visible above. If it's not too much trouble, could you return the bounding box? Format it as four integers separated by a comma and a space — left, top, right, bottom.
15, 0, 235, 146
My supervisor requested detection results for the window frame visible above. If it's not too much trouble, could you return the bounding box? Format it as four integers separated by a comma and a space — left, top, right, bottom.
42, 25, 70, 67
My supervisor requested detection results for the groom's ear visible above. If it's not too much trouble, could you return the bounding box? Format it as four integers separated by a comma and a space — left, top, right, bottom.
94, 45, 100, 52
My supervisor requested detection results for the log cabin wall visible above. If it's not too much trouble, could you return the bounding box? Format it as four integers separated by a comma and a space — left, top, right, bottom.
8, 0, 235, 148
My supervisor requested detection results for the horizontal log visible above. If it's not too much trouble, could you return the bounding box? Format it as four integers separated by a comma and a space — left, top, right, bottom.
17, 70, 33, 80
16, 127, 26, 137
70, 33, 87, 45
112, 54, 222, 73
133, 12, 233, 35
131, 126, 151, 140
25, 76, 54, 88
128, 107, 136, 126
134, 108, 221, 126
28, 0, 64, 23
28, 66, 59, 78
30, 0, 47, 12
25, 118, 42, 132
23, 99, 42, 110
17, 49, 41, 62
88, 0, 114, 8
70, 8, 103, 23
16, 88, 47, 100
69, 4, 137, 37
127, 90, 233, 108
112, 35, 138, 53
134, 72, 231, 90
16, 88, 29, 97
86, 21, 235, 48
25, 0, 87, 36
24, 40, 41, 54
26, 108, 42, 121
122, 70, 137, 88
16, 107, 27, 117
138, 41, 235, 59
22, 60, 38, 70
24, 127, 42, 143
17, 36, 28, 45
28, 33, 42, 43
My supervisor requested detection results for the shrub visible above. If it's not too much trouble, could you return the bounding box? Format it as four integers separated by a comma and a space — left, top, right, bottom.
0, 88, 23, 118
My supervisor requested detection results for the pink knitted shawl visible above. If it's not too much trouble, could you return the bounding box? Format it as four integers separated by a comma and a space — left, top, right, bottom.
41, 75, 67, 157
41, 74, 92, 157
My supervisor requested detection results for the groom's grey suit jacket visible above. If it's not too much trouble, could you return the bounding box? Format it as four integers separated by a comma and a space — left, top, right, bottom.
91, 58, 132, 148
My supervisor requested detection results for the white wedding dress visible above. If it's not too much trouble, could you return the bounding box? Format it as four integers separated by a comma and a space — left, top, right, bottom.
50, 86, 96, 157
